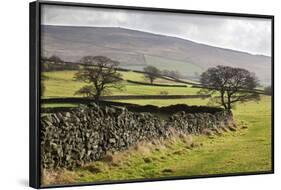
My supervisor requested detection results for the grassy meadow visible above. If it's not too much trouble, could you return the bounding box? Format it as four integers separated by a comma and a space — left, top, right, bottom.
42, 96, 272, 185
41, 69, 272, 185
42, 70, 199, 98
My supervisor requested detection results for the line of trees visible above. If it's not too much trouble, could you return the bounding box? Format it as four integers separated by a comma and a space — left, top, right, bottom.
41, 55, 79, 71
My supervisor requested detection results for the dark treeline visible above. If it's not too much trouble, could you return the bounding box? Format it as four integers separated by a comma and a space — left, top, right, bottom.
41, 56, 79, 71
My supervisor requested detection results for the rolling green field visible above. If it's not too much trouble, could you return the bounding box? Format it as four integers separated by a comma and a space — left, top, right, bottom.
42, 96, 272, 185
41, 69, 272, 185
42, 70, 200, 98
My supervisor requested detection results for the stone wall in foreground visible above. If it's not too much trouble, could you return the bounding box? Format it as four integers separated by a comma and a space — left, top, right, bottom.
40, 104, 235, 169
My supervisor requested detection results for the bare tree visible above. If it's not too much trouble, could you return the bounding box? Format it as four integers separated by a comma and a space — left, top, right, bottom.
74, 56, 123, 102
199, 65, 260, 110
143, 66, 160, 84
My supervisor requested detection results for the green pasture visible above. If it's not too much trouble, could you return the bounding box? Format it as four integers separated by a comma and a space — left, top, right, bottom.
41, 70, 200, 98
41, 103, 78, 108
120, 71, 186, 85
42, 96, 272, 185
41, 69, 272, 185
113, 98, 210, 107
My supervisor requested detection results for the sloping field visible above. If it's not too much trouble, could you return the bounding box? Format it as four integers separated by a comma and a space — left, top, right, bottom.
42, 70, 200, 98
144, 55, 204, 77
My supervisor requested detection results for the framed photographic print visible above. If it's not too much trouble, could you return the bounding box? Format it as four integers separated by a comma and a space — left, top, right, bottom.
29, 0, 274, 188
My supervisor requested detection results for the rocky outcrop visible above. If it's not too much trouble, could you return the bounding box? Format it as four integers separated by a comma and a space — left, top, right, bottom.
40, 104, 235, 169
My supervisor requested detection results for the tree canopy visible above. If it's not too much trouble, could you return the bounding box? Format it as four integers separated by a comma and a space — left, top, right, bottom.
74, 56, 123, 101
143, 66, 160, 84
200, 65, 260, 110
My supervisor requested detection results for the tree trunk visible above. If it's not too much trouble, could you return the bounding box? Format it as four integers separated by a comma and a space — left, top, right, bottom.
226, 91, 232, 110
94, 90, 101, 102
220, 91, 227, 109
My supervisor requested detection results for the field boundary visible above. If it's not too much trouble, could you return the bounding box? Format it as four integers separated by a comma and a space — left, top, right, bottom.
126, 79, 187, 87
42, 95, 211, 103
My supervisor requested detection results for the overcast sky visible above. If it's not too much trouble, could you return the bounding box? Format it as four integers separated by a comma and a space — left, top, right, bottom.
42, 5, 272, 56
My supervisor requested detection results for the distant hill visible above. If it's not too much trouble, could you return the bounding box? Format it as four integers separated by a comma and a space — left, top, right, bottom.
41, 25, 271, 85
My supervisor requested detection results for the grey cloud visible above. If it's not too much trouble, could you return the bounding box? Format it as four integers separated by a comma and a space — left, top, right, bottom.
42, 5, 271, 56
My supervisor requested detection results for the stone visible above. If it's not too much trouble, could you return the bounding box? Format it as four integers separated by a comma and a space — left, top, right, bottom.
109, 138, 116, 144
40, 104, 233, 169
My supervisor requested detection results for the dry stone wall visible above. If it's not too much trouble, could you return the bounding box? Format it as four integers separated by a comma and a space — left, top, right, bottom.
41, 104, 235, 169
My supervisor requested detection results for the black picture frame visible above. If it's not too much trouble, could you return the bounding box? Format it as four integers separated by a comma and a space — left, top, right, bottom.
29, 1, 274, 189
